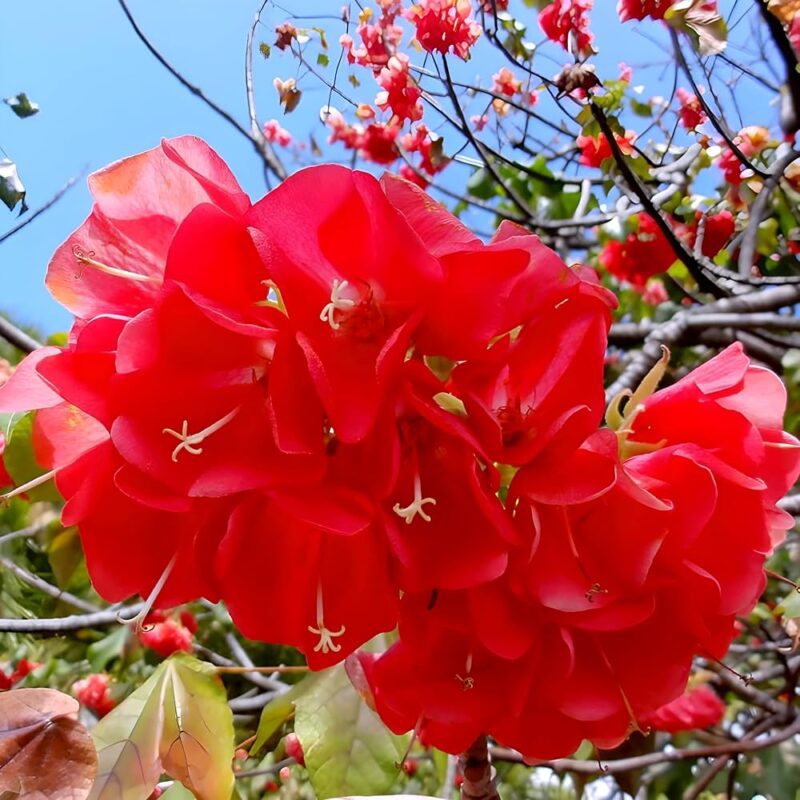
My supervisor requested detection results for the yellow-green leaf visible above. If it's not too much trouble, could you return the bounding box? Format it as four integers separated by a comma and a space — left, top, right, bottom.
89, 654, 234, 800
252, 676, 319, 755
294, 665, 407, 800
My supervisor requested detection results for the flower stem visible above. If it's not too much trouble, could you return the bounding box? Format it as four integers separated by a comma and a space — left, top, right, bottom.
459, 735, 499, 800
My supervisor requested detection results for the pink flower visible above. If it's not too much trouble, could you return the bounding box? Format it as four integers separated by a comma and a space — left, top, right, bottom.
539, 0, 593, 54
404, 0, 482, 60
492, 67, 522, 97
263, 119, 293, 147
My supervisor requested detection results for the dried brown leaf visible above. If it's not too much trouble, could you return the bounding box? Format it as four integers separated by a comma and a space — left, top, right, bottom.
0, 688, 97, 800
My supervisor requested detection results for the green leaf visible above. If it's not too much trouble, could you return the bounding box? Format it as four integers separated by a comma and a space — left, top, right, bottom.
317, 53, 330, 67
252, 676, 319, 755
294, 665, 407, 800
5, 93, 39, 118
778, 586, 800, 619
466, 168, 496, 200
0, 158, 26, 213
87, 626, 129, 673
90, 654, 235, 800
48, 526, 85, 589
259, 42, 271, 58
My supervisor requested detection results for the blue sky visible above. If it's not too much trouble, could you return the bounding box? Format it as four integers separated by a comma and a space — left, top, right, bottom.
1, 1, 772, 335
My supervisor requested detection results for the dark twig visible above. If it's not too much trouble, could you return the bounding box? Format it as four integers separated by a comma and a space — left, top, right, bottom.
116, 0, 286, 181
246, 0, 288, 182
0, 173, 82, 246
0, 316, 43, 353
0, 603, 143, 632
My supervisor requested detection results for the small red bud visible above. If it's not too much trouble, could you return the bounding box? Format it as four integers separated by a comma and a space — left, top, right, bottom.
279, 766, 292, 782
285, 732, 305, 766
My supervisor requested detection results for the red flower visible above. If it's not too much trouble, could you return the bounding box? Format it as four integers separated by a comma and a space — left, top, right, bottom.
577, 130, 636, 168
539, 0, 593, 53
376, 55, 423, 123
46, 137, 250, 322
491, 67, 522, 97
676, 88, 707, 130
640, 685, 725, 733
73, 673, 116, 717
674, 210, 735, 258
139, 613, 195, 657
0, 433, 11, 489
618, 0, 674, 21
404, 0, 482, 60
599, 213, 676, 286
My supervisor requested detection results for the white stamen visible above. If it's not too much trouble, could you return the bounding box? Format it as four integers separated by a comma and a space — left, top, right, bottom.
319, 279, 355, 330
1, 469, 57, 503
393, 473, 437, 525
465, 650, 474, 675
307, 581, 346, 655
72, 246, 159, 284
116, 554, 177, 633
163, 407, 240, 463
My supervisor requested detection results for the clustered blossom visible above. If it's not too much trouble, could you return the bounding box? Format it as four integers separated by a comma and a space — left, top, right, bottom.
640, 685, 725, 733
0, 658, 40, 691
376, 54, 424, 123
599, 210, 735, 287
2, 137, 797, 762
539, 0, 593, 54
577, 130, 636, 168
138, 609, 197, 657
492, 67, 522, 97
404, 0, 482, 59
340, 4, 404, 71
617, 0, 674, 21
263, 119, 293, 147
676, 87, 707, 130
73, 673, 116, 718
718, 126, 771, 189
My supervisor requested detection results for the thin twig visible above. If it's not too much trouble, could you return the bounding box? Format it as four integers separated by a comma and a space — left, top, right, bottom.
0, 316, 43, 353
0, 173, 82, 246
0, 603, 143, 632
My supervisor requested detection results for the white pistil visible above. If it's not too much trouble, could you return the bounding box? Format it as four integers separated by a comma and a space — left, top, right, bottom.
162, 407, 240, 463
1, 469, 57, 503
319, 279, 355, 331
393, 473, 437, 525
72, 246, 159, 284
116, 554, 177, 633
307, 581, 346, 655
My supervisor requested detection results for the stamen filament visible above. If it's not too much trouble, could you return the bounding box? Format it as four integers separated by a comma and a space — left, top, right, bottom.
72, 246, 159, 284
163, 407, 240, 463
307, 580, 346, 655
319, 279, 355, 331
1, 469, 57, 503
116, 554, 177, 633
393, 473, 437, 525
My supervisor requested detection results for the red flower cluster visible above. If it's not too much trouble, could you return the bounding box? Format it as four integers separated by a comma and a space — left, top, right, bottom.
356, 344, 799, 757
404, 0, 482, 59
576, 130, 636, 168
599, 210, 734, 287
617, 0, 674, 21
73, 673, 116, 718
539, 0, 593, 54
2, 138, 797, 761
138, 609, 197, 657
676, 88, 707, 130
640, 685, 725, 733
0, 658, 40, 691
376, 54, 424, 123
340, 4, 404, 71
